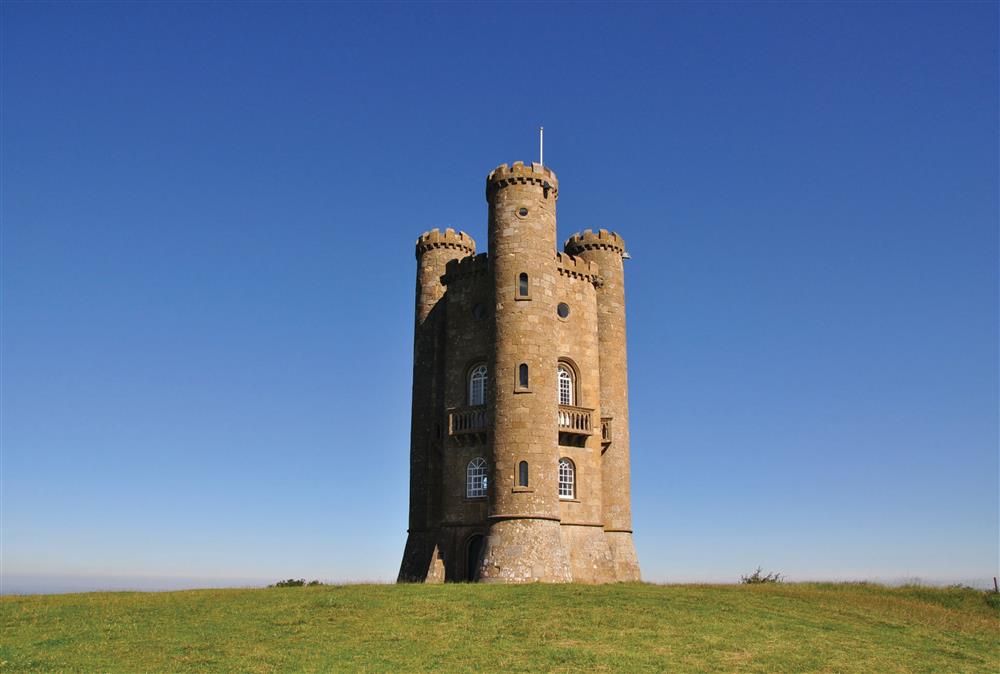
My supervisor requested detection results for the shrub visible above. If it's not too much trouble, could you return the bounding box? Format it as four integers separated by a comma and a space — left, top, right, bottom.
269, 579, 325, 588
740, 567, 783, 584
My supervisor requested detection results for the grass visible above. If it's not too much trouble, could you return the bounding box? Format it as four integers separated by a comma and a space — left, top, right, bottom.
2, 582, 998, 672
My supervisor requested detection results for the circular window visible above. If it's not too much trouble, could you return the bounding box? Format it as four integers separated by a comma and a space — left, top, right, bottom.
472, 303, 487, 320
557, 303, 570, 319
516, 207, 529, 218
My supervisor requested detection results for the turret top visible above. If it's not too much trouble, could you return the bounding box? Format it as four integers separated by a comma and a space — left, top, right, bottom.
486, 161, 559, 201
415, 227, 476, 259
564, 229, 627, 257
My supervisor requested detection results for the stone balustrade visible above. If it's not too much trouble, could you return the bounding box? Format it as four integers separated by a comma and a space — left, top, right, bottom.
558, 404, 593, 436
448, 405, 489, 435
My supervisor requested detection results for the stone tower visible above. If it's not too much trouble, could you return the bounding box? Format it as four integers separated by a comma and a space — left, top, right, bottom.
397, 161, 640, 583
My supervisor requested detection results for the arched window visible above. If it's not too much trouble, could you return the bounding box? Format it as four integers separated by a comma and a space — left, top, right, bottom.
467, 458, 488, 498
518, 273, 529, 297
518, 363, 529, 389
558, 364, 574, 406
468, 363, 488, 406
518, 461, 529, 487
558, 458, 575, 499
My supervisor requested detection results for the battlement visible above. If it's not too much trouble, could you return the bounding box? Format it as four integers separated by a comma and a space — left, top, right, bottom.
486, 161, 559, 200
555, 251, 602, 285
564, 229, 626, 257
443, 253, 489, 285
416, 228, 476, 259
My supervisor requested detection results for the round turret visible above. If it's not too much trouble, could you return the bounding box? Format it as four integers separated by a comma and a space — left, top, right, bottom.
485, 161, 558, 201
415, 228, 476, 259
564, 229, 626, 257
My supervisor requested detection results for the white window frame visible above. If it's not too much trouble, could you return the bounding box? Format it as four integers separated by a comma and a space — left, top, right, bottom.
558, 364, 574, 406
468, 363, 488, 406
467, 457, 488, 498
558, 458, 575, 499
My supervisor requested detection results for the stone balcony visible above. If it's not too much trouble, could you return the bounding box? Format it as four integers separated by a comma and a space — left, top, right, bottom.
448, 405, 488, 436
558, 404, 593, 447
448, 404, 596, 446
557, 404, 593, 435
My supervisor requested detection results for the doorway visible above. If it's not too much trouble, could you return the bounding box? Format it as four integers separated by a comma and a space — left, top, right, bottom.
466, 535, 484, 582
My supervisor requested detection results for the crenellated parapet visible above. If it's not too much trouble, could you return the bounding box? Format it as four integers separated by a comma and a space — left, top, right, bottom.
486, 161, 559, 201
555, 252, 602, 286
416, 228, 476, 259
564, 229, 626, 258
443, 253, 490, 285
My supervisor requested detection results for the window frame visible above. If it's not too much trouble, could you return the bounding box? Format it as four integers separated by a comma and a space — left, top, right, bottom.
515, 362, 531, 393
557, 363, 575, 407
518, 461, 529, 488
516, 272, 531, 300
466, 457, 488, 499
558, 457, 576, 500
468, 362, 488, 406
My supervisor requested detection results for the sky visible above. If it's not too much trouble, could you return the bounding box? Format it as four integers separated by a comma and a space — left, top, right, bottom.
2, 1, 997, 593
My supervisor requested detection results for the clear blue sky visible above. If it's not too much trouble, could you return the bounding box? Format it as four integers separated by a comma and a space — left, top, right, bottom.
2, 2, 997, 593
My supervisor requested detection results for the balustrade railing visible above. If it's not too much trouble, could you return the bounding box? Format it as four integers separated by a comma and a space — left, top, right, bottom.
558, 404, 593, 435
601, 416, 612, 444
448, 405, 488, 435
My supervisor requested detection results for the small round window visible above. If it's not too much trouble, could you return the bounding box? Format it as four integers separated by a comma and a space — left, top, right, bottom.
472, 303, 487, 320
516, 207, 529, 218
557, 303, 570, 319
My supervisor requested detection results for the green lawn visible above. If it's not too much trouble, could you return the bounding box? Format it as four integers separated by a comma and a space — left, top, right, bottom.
2, 583, 998, 672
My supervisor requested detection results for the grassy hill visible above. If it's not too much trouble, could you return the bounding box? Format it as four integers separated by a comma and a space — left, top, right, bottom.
2, 582, 998, 672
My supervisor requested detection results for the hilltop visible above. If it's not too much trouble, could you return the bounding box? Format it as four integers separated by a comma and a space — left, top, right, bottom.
2, 582, 998, 672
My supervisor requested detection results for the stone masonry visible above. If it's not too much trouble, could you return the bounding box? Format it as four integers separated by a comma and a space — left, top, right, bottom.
397, 161, 641, 583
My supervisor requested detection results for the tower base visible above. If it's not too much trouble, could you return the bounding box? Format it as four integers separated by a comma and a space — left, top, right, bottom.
605, 530, 641, 581
560, 524, 617, 583
477, 518, 572, 583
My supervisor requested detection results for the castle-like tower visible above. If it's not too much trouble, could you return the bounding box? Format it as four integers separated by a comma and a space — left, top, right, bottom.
398, 161, 640, 583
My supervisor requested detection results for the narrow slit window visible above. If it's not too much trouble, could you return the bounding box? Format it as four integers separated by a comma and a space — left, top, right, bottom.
518, 363, 529, 389
518, 273, 529, 297
518, 461, 529, 487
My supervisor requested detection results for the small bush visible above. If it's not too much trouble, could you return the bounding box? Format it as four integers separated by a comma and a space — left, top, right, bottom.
269, 579, 325, 588
740, 567, 783, 584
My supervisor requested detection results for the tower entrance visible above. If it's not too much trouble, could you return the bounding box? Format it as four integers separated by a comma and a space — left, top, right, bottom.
466, 535, 484, 581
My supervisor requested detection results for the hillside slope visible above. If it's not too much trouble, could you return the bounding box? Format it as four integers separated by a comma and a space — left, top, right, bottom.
2, 583, 998, 672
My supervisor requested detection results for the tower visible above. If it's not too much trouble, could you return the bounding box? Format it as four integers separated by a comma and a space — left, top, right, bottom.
397, 161, 640, 583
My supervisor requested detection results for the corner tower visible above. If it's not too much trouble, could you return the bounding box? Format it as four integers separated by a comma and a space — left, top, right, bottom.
398, 228, 475, 583
565, 229, 641, 580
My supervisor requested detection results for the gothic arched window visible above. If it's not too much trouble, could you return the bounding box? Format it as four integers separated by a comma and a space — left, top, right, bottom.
468, 363, 488, 406
557, 364, 575, 406
558, 458, 575, 499
467, 458, 488, 498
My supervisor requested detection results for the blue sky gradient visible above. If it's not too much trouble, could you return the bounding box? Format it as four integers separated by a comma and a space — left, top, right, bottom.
2, 2, 997, 592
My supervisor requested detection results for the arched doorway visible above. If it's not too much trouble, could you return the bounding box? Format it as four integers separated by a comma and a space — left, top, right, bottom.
466, 535, 484, 582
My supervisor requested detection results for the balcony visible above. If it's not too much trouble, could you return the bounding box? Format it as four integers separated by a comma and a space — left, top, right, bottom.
601, 416, 613, 450
449, 404, 596, 446
449, 405, 488, 434
558, 405, 593, 446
